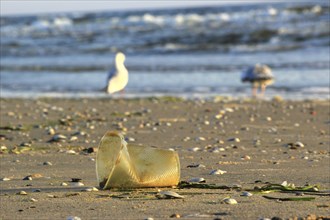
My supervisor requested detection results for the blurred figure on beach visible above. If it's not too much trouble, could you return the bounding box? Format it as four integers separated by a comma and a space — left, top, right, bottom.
241, 64, 274, 98
105, 52, 128, 94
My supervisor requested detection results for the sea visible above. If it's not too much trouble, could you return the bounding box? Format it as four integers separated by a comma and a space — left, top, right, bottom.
1, 1, 329, 100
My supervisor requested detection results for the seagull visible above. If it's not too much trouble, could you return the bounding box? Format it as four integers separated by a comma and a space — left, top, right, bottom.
241, 63, 274, 97
105, 52, 128, 94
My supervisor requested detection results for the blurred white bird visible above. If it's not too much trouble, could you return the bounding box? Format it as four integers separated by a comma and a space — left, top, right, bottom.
241, 63, 274, 97
105, 52, 128, 94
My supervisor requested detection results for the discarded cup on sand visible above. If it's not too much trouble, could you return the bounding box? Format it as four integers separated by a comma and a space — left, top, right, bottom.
96, 131, 180, 189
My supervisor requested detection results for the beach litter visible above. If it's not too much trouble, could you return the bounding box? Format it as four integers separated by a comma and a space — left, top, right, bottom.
96, 131, 180, 189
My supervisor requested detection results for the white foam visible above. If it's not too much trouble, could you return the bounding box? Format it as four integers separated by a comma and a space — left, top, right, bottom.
53, 17, 72, 27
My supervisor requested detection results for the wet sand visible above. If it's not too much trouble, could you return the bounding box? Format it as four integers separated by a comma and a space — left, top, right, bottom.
0, 97, 329, 220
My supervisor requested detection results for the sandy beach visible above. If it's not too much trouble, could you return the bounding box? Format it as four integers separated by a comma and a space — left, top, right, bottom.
0, 97, 329, 220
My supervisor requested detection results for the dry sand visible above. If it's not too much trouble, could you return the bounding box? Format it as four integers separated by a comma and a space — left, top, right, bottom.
0, 97, 329, 220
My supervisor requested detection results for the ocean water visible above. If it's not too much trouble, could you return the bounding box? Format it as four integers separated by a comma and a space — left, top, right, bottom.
1, 2, 329, 99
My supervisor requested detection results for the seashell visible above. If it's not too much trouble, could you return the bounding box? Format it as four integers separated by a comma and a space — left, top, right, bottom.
287, 142, 304, 149
23, 176, 33, 181
294, 141, 304, 148
69, 136, 78, 142
223, 198, 237, 204
158, 190, 184, 199
188, 177, 205, 183
187, 164, 205, 168
209, 169, 227, 175
232, 184, 242, 188
60, 182, 68, 186
72, 131, 87, 136
240, 191, 253, 197
170, 214, 181, 218
70, 182, 84, 187
183, 137, 191, 142
82, 187, 99, 192
126, 137, 135, 142
228, 138, 240, 142
17, 191, 28, 195
66, 150, 77, 154
224, 108, 234, 113
241, 155, 251, 160
20, 142, 31, 147
67, 216, 82, 220
215, 114, 223, 119
188, 147, 201, 152
46, 127, 55, 135
195, 137, 206, 141
1, 177, 11, 181
165, 122, 172, 127
30, 198, 38, 202
49, 134, 67, 142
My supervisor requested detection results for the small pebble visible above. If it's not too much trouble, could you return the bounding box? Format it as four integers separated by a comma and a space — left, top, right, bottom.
1, 177, 11, 181
30, 198, 38, 202
60, 182, 68, 186
43, 161, 53, 166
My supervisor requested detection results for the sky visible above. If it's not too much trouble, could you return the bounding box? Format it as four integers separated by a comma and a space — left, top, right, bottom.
0, 1, 236, 16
